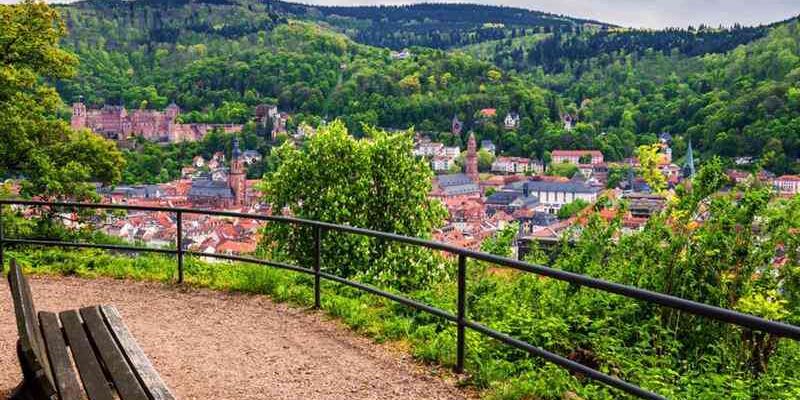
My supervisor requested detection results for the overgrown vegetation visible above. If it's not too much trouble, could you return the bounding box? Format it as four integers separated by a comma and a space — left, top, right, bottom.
0, 0, 123, 200
5, 160, 799, 399
256, 126, 800, 399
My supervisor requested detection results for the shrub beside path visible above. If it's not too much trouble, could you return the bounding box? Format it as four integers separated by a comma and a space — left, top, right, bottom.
0, 275, 470, 400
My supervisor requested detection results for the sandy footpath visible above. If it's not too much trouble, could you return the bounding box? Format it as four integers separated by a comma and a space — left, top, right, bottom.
0, 275, 469, 400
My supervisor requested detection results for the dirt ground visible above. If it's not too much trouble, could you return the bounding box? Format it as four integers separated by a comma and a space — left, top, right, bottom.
0, 275, 470, 400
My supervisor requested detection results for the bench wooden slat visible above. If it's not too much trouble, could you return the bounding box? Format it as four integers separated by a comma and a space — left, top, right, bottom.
80, 306, 149, 400
39, 311, 85, 400
59, 310, 115, 400
8, 261, 56, 397
101, 305, 176, 400
7, 261, 175, 400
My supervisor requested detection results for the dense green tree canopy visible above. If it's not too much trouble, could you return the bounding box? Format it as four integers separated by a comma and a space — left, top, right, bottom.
0, 0, 123, 200
259, 121, 447, 290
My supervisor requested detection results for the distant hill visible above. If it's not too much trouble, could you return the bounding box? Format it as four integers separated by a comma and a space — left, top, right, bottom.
466, 24, 775, 74
57, 0, 610, 51
54, 0, 800, 174
57, 0, 285, 50
267, 1, 614, 49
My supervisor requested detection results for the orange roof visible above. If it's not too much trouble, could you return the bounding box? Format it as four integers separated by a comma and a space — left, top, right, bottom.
480, 108, 497, 117
491, 210, 514, 222
217, 240, 257, 254
776, 175, 800, 182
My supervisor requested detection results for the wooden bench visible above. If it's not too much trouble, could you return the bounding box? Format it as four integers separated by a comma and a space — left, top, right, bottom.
6, 260, 176, 400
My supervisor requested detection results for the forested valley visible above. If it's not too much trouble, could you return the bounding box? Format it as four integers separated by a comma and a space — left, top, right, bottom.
52, 0, 800, 180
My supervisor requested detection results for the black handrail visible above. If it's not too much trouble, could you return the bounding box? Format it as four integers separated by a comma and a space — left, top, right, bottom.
2, 199, 799, 400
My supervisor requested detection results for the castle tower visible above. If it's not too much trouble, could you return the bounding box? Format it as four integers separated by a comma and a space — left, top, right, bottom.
466, 132, 479, 182
229, 138, 247, 207
165, 102, 180, 141
165, 102, 180, 120
71, 97, 87, 130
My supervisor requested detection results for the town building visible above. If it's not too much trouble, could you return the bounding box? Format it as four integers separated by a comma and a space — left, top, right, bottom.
431, 174, 480, 200
480, 140, 496, 155
479, 174, 526, 194
491, 157, 542, 174
501, 176, 600, 214
413, 142, 444, 157
255, 104, 279, 139
551, 150, 604, 165
444, 198, 486, 231
431, 156, 456, 172
479, 108, 497, 119
192, 155, 206, 168
504, 112, 520, 129
774, 175, 800, 196
241, 150, 262, 165
624, 193, 667, 218
71, 100, 243, 144
442, 146, 461, 158
187, 138, 248, 208
390, 49, 412, 59
485, 191, 540, 215
106, 185, 164, 202
561, 114, 575, 131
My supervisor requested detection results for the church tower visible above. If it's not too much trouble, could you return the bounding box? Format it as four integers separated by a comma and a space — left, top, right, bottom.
71, 97, 87, 131
466, 132, 479, 182
229, 138, 247, 207
683, 139, 695, 179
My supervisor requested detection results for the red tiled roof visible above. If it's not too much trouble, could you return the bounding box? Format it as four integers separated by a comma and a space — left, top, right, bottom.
480, 108, 497, 117
217, 240, 257, 254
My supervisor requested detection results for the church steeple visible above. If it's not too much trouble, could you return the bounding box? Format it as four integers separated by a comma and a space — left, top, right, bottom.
232, 137, 242, 159
683, 139, 695, 179
465, 132, 479, 182
229, 138, 246, 207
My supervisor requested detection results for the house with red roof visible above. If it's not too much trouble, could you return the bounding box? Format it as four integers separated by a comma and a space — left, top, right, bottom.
479, 108, 497, 118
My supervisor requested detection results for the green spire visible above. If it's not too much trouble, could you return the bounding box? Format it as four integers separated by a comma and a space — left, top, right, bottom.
683, 139, 695, 178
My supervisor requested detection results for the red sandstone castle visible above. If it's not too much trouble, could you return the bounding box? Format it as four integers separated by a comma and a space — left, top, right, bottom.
71, 100, 243, 144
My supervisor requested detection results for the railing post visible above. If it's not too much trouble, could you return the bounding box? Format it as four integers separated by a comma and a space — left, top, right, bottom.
313, 225, 322, 309
176, 210, 184, 284
0, 204, 4, 272
456, 254, 467, 373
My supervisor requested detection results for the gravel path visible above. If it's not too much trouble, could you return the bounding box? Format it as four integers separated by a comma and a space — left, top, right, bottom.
0, 275, 469, 400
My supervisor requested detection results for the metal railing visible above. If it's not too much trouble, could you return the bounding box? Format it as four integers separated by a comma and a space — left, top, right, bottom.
1, 199, 799, 400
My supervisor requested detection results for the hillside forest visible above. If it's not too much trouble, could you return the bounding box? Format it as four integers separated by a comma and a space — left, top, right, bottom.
50, 0, 800, 181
